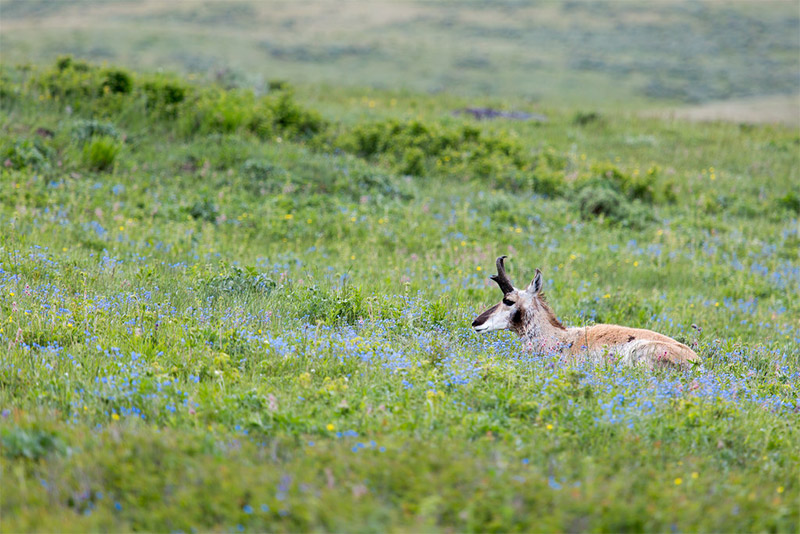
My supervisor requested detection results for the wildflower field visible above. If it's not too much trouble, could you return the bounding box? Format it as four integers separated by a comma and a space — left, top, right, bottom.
0, 58, 798, 532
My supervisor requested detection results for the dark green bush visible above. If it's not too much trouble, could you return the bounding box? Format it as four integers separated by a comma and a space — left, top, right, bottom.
186, 198, 219, 222
573, 110, 603, 126
101, 68, 133, 95
143, 76, 189, 118
268, 79, 290, 91
777, 190, 800, 214
269, 91, 325, 139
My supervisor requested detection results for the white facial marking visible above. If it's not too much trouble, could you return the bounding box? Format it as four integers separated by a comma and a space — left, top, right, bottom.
472, 311, 510, 333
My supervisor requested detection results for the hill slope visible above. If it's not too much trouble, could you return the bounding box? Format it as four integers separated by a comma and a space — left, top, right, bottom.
0, 59, 798, 532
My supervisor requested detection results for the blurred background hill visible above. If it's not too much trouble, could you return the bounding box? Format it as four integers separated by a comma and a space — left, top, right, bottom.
2, 0, 798, 123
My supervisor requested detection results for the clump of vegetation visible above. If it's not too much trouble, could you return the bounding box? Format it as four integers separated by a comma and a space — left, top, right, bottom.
72, 119, 120, 143
100, 68, 133, 95
185, 198, 219, 222
297, 284, 370, 325
573, 110, 603, 126
1, 426, 68, 460
2, 138, 51, 170
576, 185, 652, 228
336, 119, 529, 180
82, 135, 121, 172
777, 190, 800, 214
204, 263, 277, 298
142, 76, 188, 118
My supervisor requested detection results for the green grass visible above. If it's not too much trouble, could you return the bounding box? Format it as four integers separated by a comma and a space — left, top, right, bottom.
0, 58, 798, 532
1, 1, 798, 109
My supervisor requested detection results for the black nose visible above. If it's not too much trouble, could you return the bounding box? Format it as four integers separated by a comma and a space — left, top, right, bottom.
472, 318, 481, 327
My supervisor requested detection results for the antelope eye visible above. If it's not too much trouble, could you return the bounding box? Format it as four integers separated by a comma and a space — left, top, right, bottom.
502, 298, 515, 306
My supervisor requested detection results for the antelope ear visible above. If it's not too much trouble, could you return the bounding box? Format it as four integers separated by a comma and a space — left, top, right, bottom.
526, 268, 543, 295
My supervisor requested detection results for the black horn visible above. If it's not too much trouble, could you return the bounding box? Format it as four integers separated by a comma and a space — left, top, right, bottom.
489, 255, 514, 294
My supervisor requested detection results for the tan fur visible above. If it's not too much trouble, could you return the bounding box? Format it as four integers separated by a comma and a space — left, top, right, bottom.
561, 324, 700, 369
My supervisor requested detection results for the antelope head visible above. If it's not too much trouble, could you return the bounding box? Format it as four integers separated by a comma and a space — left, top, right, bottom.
471, 256, 546, 335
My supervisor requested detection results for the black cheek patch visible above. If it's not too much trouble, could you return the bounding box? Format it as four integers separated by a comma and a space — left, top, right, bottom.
512, 308, 523, 326
627, 335, 636, 342
472, 303, 499, 327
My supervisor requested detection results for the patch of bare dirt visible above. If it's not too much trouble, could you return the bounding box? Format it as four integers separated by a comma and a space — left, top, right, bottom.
648, 94, 800, 127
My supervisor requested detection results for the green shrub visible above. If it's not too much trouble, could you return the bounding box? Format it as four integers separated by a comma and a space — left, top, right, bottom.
577, 185, 624, 220
183, 88, 255, 135
72, 119, 120, 143
143, 76, 189, 118
1, 426, 67, 460
35, 56, 102, 104
573, 110, 603, 126
204, 263, 277, 298
100, 68, 133, 95
584, 161, 658, 203
3, 138, 51, 170
576, 185, 652, 228
186, 198, 219, 222
82, 136, 121, 172
336, 119, 530, 180
528, 155, 567, 196
296, 284, 369, 325
269, 91, 325, 139
777, 190, 800, 214
177, 88, 322, 140
268, 79, 290, 91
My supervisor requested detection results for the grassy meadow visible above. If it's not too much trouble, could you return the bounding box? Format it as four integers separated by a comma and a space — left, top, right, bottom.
2, 0, 799, 114
0, 49, 799, 532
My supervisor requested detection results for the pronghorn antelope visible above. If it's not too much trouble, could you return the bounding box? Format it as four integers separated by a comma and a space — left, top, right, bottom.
472, 257, 700, 369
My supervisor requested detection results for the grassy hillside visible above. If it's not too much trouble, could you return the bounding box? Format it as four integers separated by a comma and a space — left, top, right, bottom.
0, 58, 798, 532
1, 0, 799, 112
